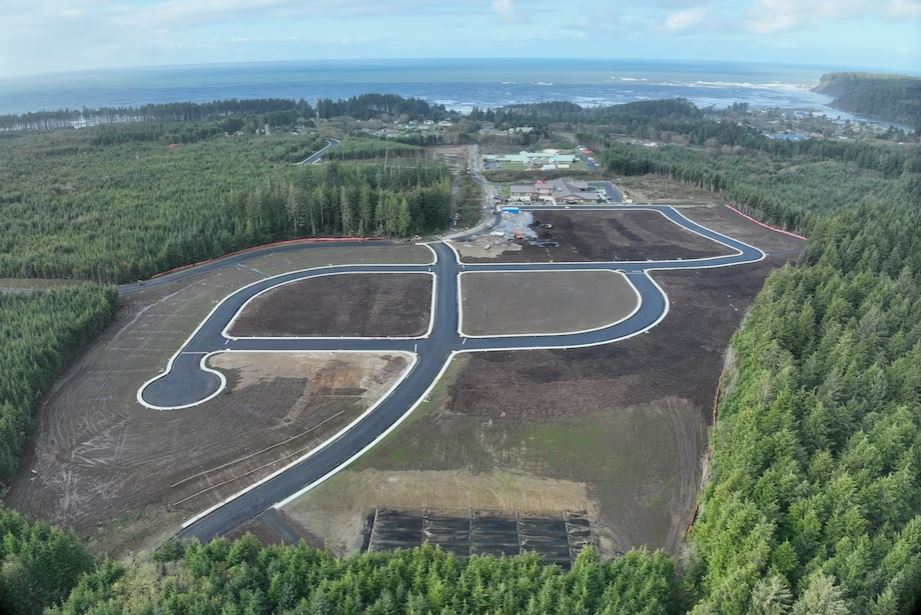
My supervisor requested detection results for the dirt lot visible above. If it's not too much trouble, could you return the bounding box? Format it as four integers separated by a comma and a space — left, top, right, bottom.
5, 243, 428, 557
677, 204, 803, 260
460, 270, 637, 336
229, 273, 433, 338
278, 206, 804, 556
454, 209, 734, 263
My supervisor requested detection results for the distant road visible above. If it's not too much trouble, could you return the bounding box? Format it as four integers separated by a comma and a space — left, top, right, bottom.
440, 144, 499, 241
297, 138, 339, 165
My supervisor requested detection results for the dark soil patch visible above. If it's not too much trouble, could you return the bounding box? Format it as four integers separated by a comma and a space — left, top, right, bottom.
462, 210, 735, 263
680, 205, 804, 261
230, 273, 432, 337
452, 205, 804, 422
368, 508, 589, 567
451, 261, 774, 420
461, 270, 637, 336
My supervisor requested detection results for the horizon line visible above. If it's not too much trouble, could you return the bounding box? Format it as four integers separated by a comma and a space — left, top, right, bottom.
2, 56, 915, 84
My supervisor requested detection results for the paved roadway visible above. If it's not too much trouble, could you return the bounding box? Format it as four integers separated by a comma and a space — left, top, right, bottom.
297, 138, 340, 165
134, 204, 764, 542
595, 180, 624, 203
577, 153, 598, 172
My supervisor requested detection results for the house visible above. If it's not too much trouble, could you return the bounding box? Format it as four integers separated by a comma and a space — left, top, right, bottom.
508, 179, 604, 205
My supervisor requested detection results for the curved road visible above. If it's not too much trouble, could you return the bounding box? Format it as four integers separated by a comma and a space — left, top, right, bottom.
135, 205, 764, 541
297, 138, 340, 165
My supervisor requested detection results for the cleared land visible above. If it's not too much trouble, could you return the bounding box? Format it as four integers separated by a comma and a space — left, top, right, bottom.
614, 173, 727, 203
229, 273, 433, 338
277, 206, 803, 557
6, 243, 429, 557
453, 210, 734, 263
460, 270, 637, 336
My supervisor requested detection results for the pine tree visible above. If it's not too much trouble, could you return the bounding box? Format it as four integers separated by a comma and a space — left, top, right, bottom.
792, 574, 849, 615
750, 575, 794, 615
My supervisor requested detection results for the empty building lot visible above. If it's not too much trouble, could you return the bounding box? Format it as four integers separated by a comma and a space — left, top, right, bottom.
228, 272, 433, 338
460, 270, 638, 336
453, 209, 735, 263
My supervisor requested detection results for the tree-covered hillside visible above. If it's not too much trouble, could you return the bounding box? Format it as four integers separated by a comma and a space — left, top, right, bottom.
814, 73, 921, 131
0, 130, 450, 282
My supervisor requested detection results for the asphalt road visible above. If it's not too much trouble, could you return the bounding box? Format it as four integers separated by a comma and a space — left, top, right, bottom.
595, 180, 624, 203
134, 205, 764, 542
577, 153, 598, 172
297, 138, 340, 165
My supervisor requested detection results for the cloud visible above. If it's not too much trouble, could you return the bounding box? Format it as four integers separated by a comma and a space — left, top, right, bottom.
887, 0, 921, 17
745, 0, 870, 33
491, 0, 514, 16
490, 0, 528, 22
112, 0, 492, 29
563, 5, 647, 36
663, 7, 706, 32
744, 0, 921, 34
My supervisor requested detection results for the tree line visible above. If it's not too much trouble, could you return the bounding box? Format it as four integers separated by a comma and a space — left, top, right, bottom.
232, 162, 451, 243
600, 139, 919, 234
0, 285, 117, 486
50, 539, 680, 615
0, 93, 457, 133
316, 94, 452, 121
470, 98, 701, 129
0, 98, 311, 132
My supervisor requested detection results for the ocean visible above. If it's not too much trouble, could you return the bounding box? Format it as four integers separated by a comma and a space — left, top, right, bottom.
0, 58, 854, 118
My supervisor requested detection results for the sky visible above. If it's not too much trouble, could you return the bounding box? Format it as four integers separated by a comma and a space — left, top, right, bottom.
0, 0, 919, 78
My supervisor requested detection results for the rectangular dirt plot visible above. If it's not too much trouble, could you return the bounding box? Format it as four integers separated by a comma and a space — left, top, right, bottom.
229, 272, 432, 338
367, 507, 593, 567
458, 210, 735, 263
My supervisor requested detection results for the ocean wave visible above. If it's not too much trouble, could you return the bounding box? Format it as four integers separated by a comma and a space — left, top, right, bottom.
688, 80, 808, 90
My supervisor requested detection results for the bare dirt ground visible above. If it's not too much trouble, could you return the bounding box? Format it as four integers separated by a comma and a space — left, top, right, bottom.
229, 273, 433, 338
454, 210, 734, 263
278, 206, 804, 557
678, 204, 804, 260
460, 270, 637, 336
5, 243, 428, 557
10, 350, 410, 556
428, 145, 469, 172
